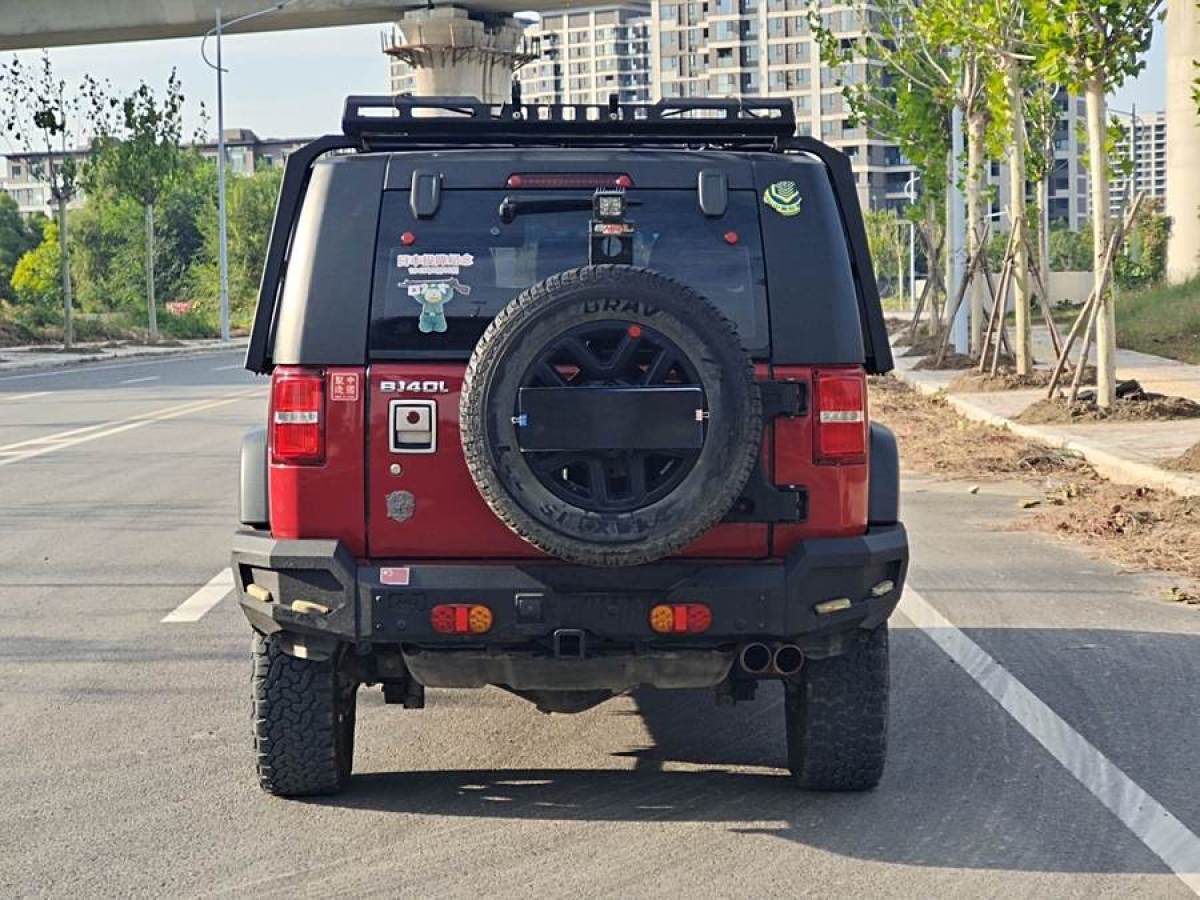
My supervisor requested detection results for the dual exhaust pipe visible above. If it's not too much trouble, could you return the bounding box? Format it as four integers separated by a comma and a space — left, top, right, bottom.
738, 642, 805, 677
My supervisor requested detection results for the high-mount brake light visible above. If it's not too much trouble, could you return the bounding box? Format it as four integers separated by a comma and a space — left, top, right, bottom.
649, 603, 712, 634
813, 370, 867, 465
271, 371, 324, 464
431, 604, 493, 634
506, 173, 634, 190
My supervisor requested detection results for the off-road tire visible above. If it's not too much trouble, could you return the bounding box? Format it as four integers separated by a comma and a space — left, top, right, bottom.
252, 634, 357, 797
785, 624, 888, 791
460, 265, 761, 567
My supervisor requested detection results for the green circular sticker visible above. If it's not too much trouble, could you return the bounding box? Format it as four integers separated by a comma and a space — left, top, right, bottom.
764, 180, 803, 217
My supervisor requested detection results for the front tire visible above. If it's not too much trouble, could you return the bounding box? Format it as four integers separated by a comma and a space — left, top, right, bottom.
252, 634, 357, 797
785, 624, 888, 791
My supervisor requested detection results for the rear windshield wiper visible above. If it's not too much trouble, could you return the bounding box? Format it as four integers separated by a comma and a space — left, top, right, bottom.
498, 195, 642, 225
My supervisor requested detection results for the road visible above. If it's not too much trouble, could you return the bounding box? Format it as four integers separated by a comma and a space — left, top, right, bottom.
2, 349, 1199, 898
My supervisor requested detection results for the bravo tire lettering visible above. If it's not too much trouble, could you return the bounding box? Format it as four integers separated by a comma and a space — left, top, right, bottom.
379, 380, 449, 394
582, 298, 659, 316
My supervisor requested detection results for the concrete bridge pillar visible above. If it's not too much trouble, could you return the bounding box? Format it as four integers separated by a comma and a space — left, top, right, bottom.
384, 7, 532, 105
1166, 0, 1200, 283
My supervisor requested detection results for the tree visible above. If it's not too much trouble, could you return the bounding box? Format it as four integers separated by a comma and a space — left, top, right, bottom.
811, 0, 994, 349
88, 70, 187, 342
0, 53, 105, 349
0, 193, 39, 302
1034, 0, 1163, 407
11, 219, 62, 324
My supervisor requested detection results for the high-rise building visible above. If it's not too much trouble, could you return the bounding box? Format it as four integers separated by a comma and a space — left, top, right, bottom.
517, 5, 653, 104
650, 0, 913, 211
1109, 109, 1167, 216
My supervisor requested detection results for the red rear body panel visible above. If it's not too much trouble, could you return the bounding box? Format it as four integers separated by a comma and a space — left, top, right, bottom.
267, 363, 868, 562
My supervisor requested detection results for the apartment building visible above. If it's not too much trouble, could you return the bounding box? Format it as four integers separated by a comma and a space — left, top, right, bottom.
1109, 109, 1167, 216
516, 5, 654, 104
0, 129, 307, 216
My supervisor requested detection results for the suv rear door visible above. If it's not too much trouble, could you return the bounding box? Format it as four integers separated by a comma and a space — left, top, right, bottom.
365, 183, 772, 560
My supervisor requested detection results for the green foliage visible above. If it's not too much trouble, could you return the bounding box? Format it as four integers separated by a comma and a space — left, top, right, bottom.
1115, 202, 1171, 289
1048, 226, 1093, 271
1033, 0, 1163, 92
86, 70, 185, 207
1113, 277, 1200, 364
863, 209, 905, 297
10, 219, 62, 323
0, 193, 40, 301
188, 164, 282, 324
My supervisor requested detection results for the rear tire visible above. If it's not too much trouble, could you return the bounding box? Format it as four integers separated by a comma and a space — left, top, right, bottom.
785, 624, 888, 791
252, 634, 357, 797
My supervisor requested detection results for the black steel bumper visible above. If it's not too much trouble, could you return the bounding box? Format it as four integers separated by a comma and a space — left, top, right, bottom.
232, 525, 908, 659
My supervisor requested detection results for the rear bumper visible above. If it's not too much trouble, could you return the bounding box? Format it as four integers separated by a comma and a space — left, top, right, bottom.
231, 524, 908, 660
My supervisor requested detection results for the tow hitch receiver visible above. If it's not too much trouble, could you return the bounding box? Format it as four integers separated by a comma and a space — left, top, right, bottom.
553, 628, 587, 659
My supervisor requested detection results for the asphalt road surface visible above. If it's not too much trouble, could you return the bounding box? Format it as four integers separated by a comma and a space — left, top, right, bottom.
3, 350, 1200, 898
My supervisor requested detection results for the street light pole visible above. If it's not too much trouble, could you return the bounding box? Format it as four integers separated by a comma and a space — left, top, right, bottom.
202, 1, 291, 344
215, 6, 229, 343
904, 172, 921, 310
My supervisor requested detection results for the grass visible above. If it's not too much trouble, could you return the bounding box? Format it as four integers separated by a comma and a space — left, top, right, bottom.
1114, 278, 1200, 364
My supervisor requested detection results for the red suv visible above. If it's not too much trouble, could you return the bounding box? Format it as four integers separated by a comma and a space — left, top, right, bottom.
234, 96, 907, 797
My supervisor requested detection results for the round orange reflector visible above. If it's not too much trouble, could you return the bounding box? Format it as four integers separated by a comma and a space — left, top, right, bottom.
649, 605, 675, 634
468, 605, 493, 634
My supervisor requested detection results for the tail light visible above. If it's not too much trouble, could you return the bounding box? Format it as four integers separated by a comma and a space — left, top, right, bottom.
813, 370, 867, 465
431, 604, 493, 634
271, 370, 324, 464
649, 603, 712, 634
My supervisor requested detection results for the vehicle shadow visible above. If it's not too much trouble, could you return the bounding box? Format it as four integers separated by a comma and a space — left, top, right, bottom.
313, 626, 1200, 875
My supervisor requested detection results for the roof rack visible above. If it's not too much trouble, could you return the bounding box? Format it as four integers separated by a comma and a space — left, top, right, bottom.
341, 95, 795, 149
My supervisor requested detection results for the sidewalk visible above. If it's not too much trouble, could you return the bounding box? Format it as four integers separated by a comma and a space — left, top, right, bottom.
889, 325, 1200, 498
0, 337, 247, 375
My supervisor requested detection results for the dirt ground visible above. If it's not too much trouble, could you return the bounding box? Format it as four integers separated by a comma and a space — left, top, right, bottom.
1167, 442, 1200, 473
912, 351, 978, 371
1017, 393, 1200, 424
949, 367, 1096, 393
872, 375, 1200, 593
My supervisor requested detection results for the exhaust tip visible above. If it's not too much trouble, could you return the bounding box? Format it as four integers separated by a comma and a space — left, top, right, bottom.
739, 642, 772, 675
773, 644, 805, 676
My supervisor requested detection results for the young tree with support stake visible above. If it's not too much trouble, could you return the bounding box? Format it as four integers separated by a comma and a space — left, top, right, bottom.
0, 54, 103, 350
89, 71, 187, 343
1033, 0, 1162, 408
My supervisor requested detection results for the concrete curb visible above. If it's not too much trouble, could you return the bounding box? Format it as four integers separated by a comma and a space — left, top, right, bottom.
0, 339, 247, 376
891, 368, 1200, 499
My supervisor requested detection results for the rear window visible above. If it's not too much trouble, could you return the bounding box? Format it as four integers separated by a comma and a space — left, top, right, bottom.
368, 189, 769, 356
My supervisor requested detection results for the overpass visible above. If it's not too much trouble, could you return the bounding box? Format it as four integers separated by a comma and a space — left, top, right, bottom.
0, 0, 570, 102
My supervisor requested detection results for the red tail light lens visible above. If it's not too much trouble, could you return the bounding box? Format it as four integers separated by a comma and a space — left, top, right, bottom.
813, 370, 867, 465
271, 371, 324, 464
649, 603, 712, 634
431, 604, 493, 634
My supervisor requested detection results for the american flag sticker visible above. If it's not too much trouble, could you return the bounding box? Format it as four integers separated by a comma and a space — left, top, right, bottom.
380, 567, 410, 586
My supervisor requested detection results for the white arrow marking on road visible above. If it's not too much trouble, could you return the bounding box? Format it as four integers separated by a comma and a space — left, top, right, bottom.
162, 569, 235, 623
901, 587, 1200, 895
120, 375, 160, 384
0, 389, 261, 467
0, 391, 50, 402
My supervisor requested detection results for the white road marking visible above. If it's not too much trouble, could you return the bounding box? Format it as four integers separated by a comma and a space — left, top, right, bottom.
901, 586, 1200, 895
0, 389, 261, 467
120, 375, 160, 384
212, 363, 243, 371
0, 391, 50, 402
162, 569, 235, 623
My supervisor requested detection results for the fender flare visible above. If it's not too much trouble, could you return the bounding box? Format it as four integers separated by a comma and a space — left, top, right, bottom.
868, 423, 900, 526
239, 427, 269, 529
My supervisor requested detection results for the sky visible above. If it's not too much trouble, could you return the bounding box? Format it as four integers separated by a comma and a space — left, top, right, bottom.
0, 15, 1169, 146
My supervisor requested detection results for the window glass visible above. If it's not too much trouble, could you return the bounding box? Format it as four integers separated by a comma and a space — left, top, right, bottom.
370, 190, 769, 356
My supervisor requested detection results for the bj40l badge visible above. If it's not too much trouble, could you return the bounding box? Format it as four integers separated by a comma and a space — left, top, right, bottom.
764, 180, 803, 217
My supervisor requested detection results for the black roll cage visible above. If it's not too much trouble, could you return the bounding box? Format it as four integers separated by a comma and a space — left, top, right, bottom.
245, 95, 892, 376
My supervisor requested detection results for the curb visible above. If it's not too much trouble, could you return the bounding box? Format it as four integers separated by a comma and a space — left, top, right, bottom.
891, 368, 1200, 499
0, 340, 246, 376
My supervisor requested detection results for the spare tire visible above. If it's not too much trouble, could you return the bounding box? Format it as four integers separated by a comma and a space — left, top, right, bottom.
461, 265, 761, 567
